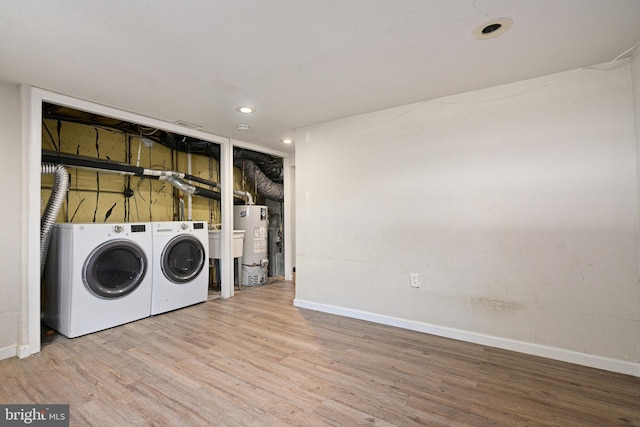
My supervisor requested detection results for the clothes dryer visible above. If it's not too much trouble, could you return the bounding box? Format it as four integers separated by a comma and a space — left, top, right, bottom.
151, 221, 209, 315
43, 222, 153, 338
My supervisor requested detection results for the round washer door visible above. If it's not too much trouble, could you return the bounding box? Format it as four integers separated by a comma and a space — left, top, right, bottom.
161, 235, 206, 283
83, 240, 148, 299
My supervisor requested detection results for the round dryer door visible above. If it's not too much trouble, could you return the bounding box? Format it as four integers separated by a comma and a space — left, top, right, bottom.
161, 235, 206, 283
83, 240, 148, 298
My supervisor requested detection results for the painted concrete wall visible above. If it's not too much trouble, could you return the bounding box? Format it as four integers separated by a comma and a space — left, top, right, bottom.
0, 81, 22, 357
295, 59, 640, 367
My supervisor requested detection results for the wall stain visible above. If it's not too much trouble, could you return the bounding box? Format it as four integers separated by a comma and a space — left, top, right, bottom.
470, 296, 523, 313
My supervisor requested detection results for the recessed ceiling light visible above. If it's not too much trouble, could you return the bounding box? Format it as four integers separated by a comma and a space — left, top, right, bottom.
282, 138, 293, 144
237, 106, 255, 114
472, 17, 513, 40
237, 124, 250, 131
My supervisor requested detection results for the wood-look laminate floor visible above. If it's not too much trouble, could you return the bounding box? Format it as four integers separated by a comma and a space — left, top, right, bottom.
1, 281, 639, 426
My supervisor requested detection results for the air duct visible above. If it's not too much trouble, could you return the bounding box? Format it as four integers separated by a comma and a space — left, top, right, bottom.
41, 163, 69, 277
159, 176, 196, 195
238, 159, 284, 201
234, 149, 283, 181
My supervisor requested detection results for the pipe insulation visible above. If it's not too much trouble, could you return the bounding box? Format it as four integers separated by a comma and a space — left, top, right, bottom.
41, 163, 69, 277
193, 186, 223, 200
237, 159, 284, 201
42, 150, 226, 201
43, 150, 142, 175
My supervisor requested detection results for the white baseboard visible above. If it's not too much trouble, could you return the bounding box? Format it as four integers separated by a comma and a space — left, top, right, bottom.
17, 344, 33, 359
293, 298, 640, 378
0, 344, 17, 361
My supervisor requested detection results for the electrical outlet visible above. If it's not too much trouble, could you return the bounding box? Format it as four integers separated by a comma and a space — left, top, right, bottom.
409, 273, 420, 288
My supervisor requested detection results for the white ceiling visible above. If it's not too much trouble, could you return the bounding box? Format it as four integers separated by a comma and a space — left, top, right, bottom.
1, 0, 640, 153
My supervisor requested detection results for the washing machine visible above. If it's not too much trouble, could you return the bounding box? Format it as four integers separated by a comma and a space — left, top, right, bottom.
151, 221, 209, 315
43, 222, 153, 338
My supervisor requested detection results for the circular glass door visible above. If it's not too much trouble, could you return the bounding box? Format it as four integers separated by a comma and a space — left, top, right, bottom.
161, 235, 205, 283
83, 240, 148, 299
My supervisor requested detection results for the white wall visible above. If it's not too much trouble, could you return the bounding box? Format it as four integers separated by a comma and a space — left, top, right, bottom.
634, 53, 640, 283
295, 59, 640, 374
0, 81, 23, 358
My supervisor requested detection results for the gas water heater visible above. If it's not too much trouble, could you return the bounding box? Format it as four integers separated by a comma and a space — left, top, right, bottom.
234, 205, 268, 286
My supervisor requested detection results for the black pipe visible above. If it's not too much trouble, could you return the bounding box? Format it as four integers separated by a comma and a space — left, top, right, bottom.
163, 133, 220, 160
42, 150, 145, 176
183, 173, 219, 188
42, 150, 250, 203
43, 150, 220, 187
193, 187, 221, 200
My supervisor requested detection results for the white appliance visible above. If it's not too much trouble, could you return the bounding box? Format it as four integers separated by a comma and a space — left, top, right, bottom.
234, 205, 268, 286
43, 222, 153, 338
209, 229, 246, 288
151, 221, 209, 315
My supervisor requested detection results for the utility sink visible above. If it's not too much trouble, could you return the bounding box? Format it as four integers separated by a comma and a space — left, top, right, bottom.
208, 230, 245, 259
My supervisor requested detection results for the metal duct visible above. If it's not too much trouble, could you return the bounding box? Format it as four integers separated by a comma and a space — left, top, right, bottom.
238, 159, 284, 202
234, 148, 283, 181
41, 163, 69, 277
160, 176, 196, 195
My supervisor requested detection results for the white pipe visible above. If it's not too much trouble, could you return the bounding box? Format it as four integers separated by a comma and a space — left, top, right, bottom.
234, 189, 254, 205
136, 137, 142, 167
213, 182, 253, 205
142, 169, 186, 178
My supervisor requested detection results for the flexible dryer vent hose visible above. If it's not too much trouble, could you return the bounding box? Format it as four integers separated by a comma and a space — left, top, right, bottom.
40, 163, 69, 277
237, 159, 284, 202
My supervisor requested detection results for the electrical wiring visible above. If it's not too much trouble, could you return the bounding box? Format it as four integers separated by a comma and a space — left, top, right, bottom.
138, 125, 160, 136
